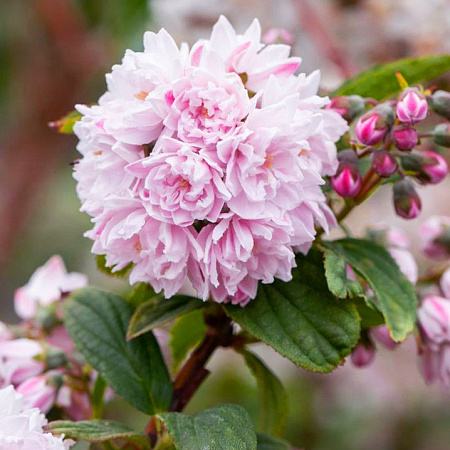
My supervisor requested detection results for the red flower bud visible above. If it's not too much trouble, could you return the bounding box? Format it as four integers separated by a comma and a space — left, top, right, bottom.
401, 151, 448, 185
428, 90, 450, 121
351, 342, 375, 368
355, 104, 394, 145
393, 179, 422, 219
326, 95, 366, 122
331, 150, 361, 198
432, 123, 450, 148
372, 150, 398, 178
396, 87, 428, 124
392, 125, 418, 151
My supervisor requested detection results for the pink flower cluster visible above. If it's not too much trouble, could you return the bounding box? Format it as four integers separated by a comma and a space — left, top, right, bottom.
73, 16, 347, 305
0, 256, 94, 419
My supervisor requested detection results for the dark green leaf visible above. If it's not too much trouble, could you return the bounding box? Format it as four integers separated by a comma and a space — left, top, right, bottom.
96, 254, 133, 278
323, 238, 417, 341
64, 287, 172, 414
46, 420, 149, 448
91, 375, 107, 420
323, 249, 366, 300
240, 349, 288, 436
158, 404, 257, 450
127, 295, 205, 340
49, 110, 82, 134
355, 298, 385, 329
170, 310, 207, 371
331, 55, 450, 100
256, 434, 290, 450
225, 249, 360, 373
127, 282, 156, 308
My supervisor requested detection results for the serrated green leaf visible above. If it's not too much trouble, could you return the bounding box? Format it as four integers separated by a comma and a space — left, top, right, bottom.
96, 254, 133, 278
323, 238, 417, 341
323, 249, 366, 300
355, 298, 385, 329
127, 295, 205, 340
127, 282, 156, 308
256, 433, 290, 450
46, 420, 149, 448
64, 287, 172, 414
331, 55, 450, 100
158, 404, 257, 450
49, 110, 82, 134
170, 310, 207, 371
239, 349, 288, 436
225, 249, 360, 373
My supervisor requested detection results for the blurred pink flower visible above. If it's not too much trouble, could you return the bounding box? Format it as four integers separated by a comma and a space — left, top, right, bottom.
17, 374, 59, 414
262, 28, 294, 45
420, 216, 450, 260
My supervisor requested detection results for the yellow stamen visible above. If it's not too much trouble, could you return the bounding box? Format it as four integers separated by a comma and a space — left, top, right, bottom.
134, 91, 149, 101
264, 153, 274, 169
93, 151, 103, 156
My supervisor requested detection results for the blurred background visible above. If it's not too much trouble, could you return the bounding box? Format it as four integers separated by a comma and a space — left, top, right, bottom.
0, 1, 450, 448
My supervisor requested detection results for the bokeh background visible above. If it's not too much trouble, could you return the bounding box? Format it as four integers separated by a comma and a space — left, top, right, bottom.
1, 1, 450, 449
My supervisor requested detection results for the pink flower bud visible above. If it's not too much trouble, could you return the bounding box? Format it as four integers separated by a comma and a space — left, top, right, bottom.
0, 339, 45, 386
420, 216, 450, 260
351, 342, 375, 367
396, 88, 428, 124
401, 151, 448, 185
331, 150, 361, 198
16, 373, 61, 413
393, 179, 422, 219
389, 248, 418, 284
418, 295, 450, 348
441, 268, 450, 300
392, 125, 418, 151
432, 123, 450, 148
325, 95, 366, 122
371, 325, 398, 350
355, 104, 394, 145
428, 90, 450, 121
371, 150, 398, 177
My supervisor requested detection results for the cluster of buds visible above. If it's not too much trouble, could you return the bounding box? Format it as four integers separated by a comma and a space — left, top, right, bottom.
328, 84, 450, 220
0, 256, 100, 419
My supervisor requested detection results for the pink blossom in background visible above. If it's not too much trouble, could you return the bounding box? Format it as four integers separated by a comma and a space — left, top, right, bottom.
420, 216, 450, 260
262, 28, 294, 45
0, 385, 73, 449
17, 374, 59, 414
14, 255, 88, 320
73, 16, 348, 305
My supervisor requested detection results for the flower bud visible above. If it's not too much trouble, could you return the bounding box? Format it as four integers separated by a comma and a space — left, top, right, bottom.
331, 150, 361, 197
371, 325, 398, 350
326, 95, 366, 122
16, 373, 62, 413
393, 179, 422, 219
44, 346, 67, 370
420, 216, 450, 260
392, 125, 418, 151
355, 103, 394, 145
401, 151, 448, 185
432, 123, 450, 148
371, 150, 398, 177
441, 268, 450, 299
396, 87, 428, 124
351, 341, 375, 368
428, 90, 450, 120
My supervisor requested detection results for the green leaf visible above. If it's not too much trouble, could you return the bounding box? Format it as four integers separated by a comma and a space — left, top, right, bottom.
49, 110, 82, 134
355, 298, 385, 329
127, 282, 156, 308
256, 434, 290, 450
331, 55, 450, 100
46, 420, 149, 448
158, 404, 257, 450
91, 375, 107, 420
239, 349, 288, 436
64, 287, 172, 414
323, 238, 417, 341
127, 295, 205, 340
323, 249, 366, 300
96, 254, 133, 278
225, 249, 360, 373
170, 309, 207, 371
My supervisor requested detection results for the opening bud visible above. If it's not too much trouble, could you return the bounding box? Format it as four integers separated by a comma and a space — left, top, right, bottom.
392, 125, 418, 151
351, 340, 375, 368
331, 150, 361, 198
372, 150, 398, 178
393, 179, 422, 219
432, 123, 450, 148
396, 87, 428, 124
355, 103, 394, 145
325, 95, 366, 122
401, 151, 448, 185
428, 90, 450, 120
